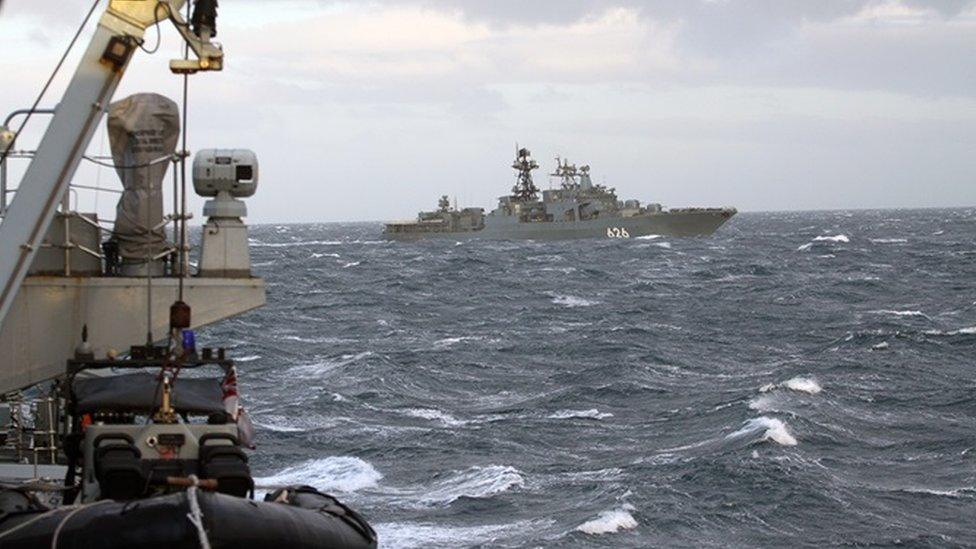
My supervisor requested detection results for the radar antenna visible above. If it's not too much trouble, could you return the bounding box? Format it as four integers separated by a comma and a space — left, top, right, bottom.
511, 146, 539, 201
551, 156, 578, 189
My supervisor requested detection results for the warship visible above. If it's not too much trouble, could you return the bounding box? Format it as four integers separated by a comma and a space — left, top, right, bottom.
0, 2, 375, 547
384, 148, 737, 240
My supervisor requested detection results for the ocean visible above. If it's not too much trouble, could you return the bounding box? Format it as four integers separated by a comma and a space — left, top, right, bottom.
202, 208, 976, 548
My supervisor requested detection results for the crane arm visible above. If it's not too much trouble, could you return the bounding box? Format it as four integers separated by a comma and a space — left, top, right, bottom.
0, 0, 221, 330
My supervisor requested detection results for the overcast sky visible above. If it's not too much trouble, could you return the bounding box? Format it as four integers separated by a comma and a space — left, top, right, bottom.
1, 0, 974, 223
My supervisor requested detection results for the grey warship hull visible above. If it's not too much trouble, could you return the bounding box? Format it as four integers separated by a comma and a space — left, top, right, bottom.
384, 208, 736, 241
385, 148, 736, 241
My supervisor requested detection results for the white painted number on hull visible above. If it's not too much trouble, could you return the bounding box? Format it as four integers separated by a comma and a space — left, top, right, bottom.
606, 227, 631, 239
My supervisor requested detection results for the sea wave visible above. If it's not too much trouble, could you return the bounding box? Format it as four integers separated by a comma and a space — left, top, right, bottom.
375, 520, 537, 549
926, 326, 976, 336
414, 465, 525, 506
576, 504, 638, 535
727, 417, 798, 446
870, 309, 927, 318
249, 239, 343, 248
814, 234, 850, 243
255, 456, 383, 493
548, 409, 613, 420
760, 376, 822, 395
552, 295, 598, 307
401, 407, 466, 426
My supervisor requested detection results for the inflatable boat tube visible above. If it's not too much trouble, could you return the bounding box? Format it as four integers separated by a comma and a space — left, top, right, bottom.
0, 485, 376, 549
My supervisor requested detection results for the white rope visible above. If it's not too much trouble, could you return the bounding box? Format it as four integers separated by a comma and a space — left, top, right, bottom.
185, 475, 211, 549
0, 506, 74, 541
51, 500, 111, 549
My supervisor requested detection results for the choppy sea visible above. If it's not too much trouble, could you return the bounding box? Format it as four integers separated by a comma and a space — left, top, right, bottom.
201, 208, 976, 548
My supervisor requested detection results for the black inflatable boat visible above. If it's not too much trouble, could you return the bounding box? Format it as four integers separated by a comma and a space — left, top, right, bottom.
0, 352, 377, 549
0, 484, 376, 549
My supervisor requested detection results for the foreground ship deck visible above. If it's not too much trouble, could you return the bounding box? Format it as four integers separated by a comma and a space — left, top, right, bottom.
385, 149, 736, 240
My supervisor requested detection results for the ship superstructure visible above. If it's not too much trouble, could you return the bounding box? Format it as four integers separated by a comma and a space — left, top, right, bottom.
384, 147, 736, 240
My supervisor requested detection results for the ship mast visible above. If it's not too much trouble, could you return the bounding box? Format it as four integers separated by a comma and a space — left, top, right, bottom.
551, 156, 578, 189
511, 146, 539, 201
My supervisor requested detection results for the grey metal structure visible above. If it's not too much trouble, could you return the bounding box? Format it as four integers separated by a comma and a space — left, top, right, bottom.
0, 0, 261, 473
384, 148, 736, 240
0, 0, 222, 331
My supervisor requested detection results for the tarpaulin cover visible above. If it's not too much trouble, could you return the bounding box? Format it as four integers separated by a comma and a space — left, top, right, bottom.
107, 93, 179, 260
72, 374, 224, 415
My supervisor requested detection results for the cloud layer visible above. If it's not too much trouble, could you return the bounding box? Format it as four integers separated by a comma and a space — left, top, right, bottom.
1, 0, 974, 222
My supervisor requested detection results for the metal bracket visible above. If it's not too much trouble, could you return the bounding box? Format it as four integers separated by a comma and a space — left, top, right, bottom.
106, 0, 223, 74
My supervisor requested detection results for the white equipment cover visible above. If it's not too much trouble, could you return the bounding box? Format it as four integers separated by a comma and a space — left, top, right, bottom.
108, 93, 179, 260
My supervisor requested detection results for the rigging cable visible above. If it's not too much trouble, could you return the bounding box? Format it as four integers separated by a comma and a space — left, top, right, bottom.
0, 0, 101, 165
82, 153, 172, 170
178, 0, 191, 302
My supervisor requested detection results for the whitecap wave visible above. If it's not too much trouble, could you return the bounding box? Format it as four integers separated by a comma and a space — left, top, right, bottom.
552, 295, 597, 308
635, 234, 662, 240
548, 409, 613, 420
891, 486, 976, 499
748, 394, 776, 412
253, 413, 342, 433
411, 465, 525, 506
813, 234, 850, 243
342, 261, 362, 268
401, 408, 466, 426
375, 520, 535, 549
870, 238, 908, 244
287, 351, 374, 376
654, 242, 672, 249
249, 239, 342, 248
310, 252, 341, 259
727, 417, 797, 446
799, 234, 849, 251
255, 456, 382, 493
576, 504, 638, 535
760, 376, 822, 395
432, 336, 490, 349
931, 326, 976, 336
235, 354, 261, 363
782, 377, 822, 394
870, 309, 926, 317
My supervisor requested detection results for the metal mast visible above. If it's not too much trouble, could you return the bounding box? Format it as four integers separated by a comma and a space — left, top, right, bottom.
511, 147, 540, 201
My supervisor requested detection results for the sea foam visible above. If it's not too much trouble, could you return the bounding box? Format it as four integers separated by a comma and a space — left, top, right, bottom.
760, 376, 822, 395
552, 295, 597, 308
374, 520, 535, 549
782, 377, 822, 395
813, 234, 850, 243
728, 417, 798, 446
255, 456, 383, 493
576, 504, 638, 535
418, 465, 525, 506
401, 407, 466, 427
870, 309, 926, 317
548, 409, 613, 420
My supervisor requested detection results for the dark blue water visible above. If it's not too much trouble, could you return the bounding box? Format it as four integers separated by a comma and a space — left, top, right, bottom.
203, 209, 976, 548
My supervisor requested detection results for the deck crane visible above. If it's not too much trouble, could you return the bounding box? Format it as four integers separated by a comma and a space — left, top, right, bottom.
0, 0, 222, 329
